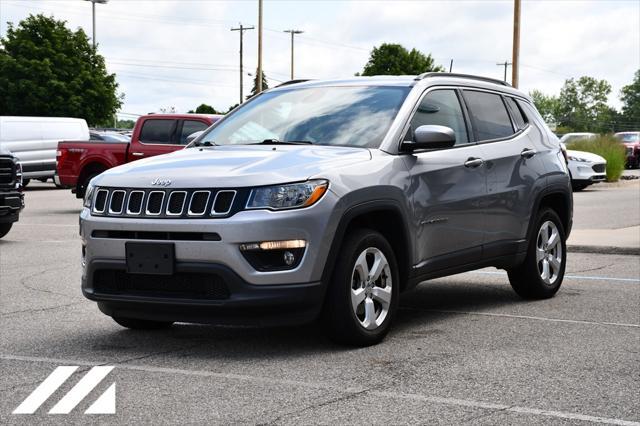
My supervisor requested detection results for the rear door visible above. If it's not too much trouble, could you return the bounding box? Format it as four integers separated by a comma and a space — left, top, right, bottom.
406, 88, 487, 269
461, 90, 547, 257
178, 119, 210, 145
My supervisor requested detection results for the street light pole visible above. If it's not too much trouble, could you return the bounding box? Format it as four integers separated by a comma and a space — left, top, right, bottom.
85, 0, 108, 49
283, 29, 303, 80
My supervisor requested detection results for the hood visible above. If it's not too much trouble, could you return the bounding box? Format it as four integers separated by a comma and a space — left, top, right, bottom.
566, 149, 606, 163
94, 144, 372, 188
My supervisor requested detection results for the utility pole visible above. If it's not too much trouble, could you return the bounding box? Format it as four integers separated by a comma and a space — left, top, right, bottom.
512, 0, 521, 88
85, 0, 108, 49
496, 61, 512, 82
231, 24, 254, 104
449, 59, 453, 73
257, 0, 263, 93
283, 29, 304, 80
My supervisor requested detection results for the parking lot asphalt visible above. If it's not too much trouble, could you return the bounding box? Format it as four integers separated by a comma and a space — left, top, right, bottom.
1, 184, 639, 425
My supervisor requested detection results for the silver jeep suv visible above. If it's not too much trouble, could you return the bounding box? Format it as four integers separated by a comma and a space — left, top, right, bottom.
81, 73, 572, 346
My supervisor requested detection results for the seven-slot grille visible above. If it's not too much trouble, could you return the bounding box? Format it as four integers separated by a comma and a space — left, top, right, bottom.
0, 157, 16, 187
92, 188, 240, 219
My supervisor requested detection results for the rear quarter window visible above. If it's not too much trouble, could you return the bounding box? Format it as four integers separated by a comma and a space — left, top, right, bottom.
463, 91, 515, 141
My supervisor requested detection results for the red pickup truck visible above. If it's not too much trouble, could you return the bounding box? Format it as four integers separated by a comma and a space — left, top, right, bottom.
57, 113, 220, 197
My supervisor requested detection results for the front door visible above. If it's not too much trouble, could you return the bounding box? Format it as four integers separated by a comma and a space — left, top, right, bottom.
406, 89, 487, 270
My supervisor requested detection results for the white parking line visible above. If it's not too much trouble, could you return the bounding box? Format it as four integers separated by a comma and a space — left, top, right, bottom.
471, 270, 640, 283
401, 307, 640, 328
2, 354, 638, 425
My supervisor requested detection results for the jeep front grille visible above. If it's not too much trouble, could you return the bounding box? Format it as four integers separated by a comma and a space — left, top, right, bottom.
91, 188, 242, 219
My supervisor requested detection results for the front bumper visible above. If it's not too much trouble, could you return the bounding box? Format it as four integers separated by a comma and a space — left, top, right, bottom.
570, 162, 606, 183
83, 260, 325, 326
0, 190, 24, 223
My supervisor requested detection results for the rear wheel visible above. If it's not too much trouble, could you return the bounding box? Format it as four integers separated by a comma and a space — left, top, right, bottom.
322, 228, 399, 346
77, 171, 102, 198
508, 208, 566, 299
112, 317, 173, 330
22, 179, 30, 188
0, 223, 13, 239
571, 181, 589, 191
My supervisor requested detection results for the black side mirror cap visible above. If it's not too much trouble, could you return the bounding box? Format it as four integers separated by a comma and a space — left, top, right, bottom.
401, 125, 456, 151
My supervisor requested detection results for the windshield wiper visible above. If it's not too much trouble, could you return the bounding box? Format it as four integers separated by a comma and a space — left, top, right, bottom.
254, 138, 313, 145
193, 140, 215, 147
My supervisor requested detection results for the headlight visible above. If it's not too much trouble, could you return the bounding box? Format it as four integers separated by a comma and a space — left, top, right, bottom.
83, 182, 95, 208
246, 179, 328, 210
568, 155, 589, 162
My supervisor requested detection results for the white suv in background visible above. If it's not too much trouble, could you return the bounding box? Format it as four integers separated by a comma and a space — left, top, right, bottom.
566, 149, 606, 191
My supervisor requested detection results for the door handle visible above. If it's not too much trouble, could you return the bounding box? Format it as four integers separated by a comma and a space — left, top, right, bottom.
521, 148, 537, 159
131, 152, 145, 157
464, 157, 484, 168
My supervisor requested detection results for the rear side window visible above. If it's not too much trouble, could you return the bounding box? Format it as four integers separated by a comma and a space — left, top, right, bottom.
409, 89, 469, 145
504, 97, 527, 130
180, 120, 209, 145
139, 119, 177, 144
463, 91, 514, 141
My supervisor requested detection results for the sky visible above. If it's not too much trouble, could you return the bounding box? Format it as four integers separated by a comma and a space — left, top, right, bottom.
0, 0, 638, 120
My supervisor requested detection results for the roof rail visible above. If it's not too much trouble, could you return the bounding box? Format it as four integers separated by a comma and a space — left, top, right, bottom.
415, 72, 510, 87
276, 79, 312, 87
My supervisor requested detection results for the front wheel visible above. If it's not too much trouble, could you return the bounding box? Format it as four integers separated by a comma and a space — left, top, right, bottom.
322, 228, 399, 346
508, 208, 566, 299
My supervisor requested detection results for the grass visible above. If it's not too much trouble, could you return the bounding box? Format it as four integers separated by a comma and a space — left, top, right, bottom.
566, 135, 626, 182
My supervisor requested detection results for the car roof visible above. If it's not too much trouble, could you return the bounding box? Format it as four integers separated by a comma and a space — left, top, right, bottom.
270, 74, 530, 100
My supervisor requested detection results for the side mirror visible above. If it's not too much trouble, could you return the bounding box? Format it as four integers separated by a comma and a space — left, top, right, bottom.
401, 125, 456, 151
186, 131, 204, 144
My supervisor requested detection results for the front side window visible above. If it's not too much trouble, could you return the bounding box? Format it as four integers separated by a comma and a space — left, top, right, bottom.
195, 86, 410, 148
463, 91, 515, 141
180, 120, 209, 144
139, 119, 177, 144
408, 89, 469, 145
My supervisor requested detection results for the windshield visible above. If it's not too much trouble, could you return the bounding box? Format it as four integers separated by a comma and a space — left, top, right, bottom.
195, 86, 411, 148
617, 133, 639, 143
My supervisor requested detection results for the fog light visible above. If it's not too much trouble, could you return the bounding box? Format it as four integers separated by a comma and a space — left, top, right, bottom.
239, 240, 306, 271
283, 251, 295, 266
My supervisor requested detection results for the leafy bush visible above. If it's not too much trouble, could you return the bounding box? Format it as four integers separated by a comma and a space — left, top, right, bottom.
566, 135, 626, 182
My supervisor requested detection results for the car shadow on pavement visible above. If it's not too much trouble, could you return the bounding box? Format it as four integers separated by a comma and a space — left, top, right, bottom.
57, 280, 526, 361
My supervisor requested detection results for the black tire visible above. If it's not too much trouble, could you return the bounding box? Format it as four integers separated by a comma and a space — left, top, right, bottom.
322, 228, 400, 346
0, 223, 12, 239
77, 172, 102, 198
22, 179, 30, 188
508, 208, 567, 299
571, 181, 589, 192
112, 317, 173, 330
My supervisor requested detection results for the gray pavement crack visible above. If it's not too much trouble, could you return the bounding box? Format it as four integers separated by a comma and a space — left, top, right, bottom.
0, 301, 81, 317
567, 263, 613, 273
461, 404, 515, 424
16, 264, 76, 298
263, 388, 371, 425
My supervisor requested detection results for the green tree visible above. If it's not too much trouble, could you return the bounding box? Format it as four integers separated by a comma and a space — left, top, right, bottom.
361, 43, 444, 76
530, 89, 560, 124
555, 76, 616, 133
247, 68, 269, 100
0, 14, 122, 126
116, 119, 135, 129
188, 103, 219, 114
620, 69, 640, 129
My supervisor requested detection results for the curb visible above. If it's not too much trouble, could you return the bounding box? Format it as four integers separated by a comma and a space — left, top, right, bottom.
568, 245, 640, 256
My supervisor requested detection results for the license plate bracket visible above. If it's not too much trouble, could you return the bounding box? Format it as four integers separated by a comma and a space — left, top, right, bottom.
125, 242, 175, 275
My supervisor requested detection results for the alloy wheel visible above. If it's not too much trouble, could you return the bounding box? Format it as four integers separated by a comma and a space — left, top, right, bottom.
536, 220, 563, 285
350, 247, 392, 330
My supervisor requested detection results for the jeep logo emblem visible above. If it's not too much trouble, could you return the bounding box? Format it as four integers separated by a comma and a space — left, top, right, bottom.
151, 178, 172, 187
